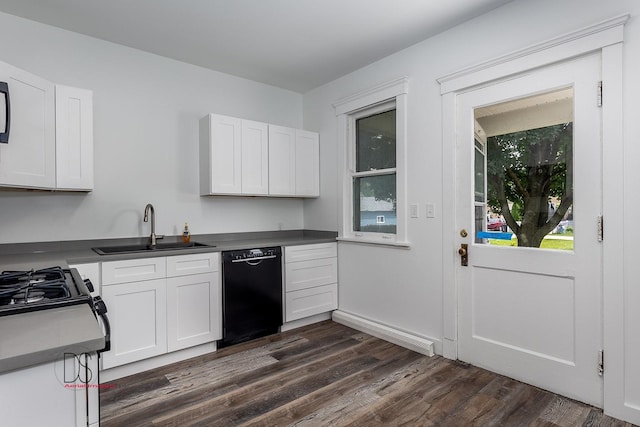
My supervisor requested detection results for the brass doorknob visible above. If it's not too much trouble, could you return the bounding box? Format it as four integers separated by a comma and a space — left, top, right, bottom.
458, 243, 468, 266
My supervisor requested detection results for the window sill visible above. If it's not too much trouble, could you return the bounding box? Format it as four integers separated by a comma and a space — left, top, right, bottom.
337, 237, 411, 248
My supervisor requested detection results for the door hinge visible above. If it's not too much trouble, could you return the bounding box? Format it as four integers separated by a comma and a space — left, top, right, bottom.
597, 216, 604, 242
597, 81, 603, 107
598, 349, 604, 376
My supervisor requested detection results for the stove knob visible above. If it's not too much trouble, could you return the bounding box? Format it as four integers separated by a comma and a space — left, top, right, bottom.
93, 296, 107, 314
84, 278, 95, 293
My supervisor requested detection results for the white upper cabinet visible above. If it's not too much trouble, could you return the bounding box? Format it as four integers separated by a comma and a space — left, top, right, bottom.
295, 129, 320, 197
0, 62, 94, 191
0, 61, 56, 189
200, 113, 319, 198
269, 126, 320, 198
241, 119, 269, 195
55, 85, 94, 191
200, 114, 242, 195
268, 124, 296, 196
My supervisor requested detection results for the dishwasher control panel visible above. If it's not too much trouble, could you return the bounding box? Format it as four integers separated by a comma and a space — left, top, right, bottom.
224, 246, 281, 262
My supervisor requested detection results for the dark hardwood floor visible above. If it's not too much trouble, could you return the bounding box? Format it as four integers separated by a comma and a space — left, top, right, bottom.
101, 320, 636, 427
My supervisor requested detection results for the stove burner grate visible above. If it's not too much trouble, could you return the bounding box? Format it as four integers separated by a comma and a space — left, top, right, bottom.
0, 267, 75, 311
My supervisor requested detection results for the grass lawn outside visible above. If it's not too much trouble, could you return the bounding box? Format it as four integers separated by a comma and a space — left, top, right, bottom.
489, 236, 574, 250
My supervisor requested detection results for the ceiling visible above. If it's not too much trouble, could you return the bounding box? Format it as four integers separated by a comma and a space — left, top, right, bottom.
476, 88, 573, 137
0, 0, 513, 93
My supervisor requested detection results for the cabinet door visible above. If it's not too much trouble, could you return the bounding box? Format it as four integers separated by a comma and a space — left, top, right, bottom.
55, 85, 93, 191
241, 119, 269, 195
268, 124, 296, 196
199, 114, 242, 195
0, 61, 55, 189
101, 279, 167, 369
295, 130, 319, 197
167, 272, 221, 352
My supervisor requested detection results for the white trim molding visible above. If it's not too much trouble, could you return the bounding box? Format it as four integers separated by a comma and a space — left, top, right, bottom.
334, 77, 409, 246
333, 77, 409, 116
437, 14, 629, 94
332, 310, 435, 357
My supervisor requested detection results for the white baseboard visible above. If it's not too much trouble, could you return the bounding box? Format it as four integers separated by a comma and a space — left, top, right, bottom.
332, 310, 435, 357
100, 342, 217, 382
281, 312, 332, 332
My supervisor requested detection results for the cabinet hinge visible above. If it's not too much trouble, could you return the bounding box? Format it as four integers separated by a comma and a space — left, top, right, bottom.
598, 349, 604, 376
597, 216, 604, 242
597, 81, 603, 107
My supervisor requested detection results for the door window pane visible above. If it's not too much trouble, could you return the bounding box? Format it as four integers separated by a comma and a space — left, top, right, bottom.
353, 174, 396, 233
475, 140, 485, 203
474, 88, 574, 250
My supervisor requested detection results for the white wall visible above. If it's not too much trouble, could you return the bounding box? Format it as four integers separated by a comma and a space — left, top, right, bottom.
0, 12, 304, 244
303, 0, 639, 355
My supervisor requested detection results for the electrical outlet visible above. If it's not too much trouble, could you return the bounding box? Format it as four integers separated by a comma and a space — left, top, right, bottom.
426, 203, 436, 218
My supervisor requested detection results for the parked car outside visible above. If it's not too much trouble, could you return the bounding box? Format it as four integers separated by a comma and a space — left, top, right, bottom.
487, 217, 507, 232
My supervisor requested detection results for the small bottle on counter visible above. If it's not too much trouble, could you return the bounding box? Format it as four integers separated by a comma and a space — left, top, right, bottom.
182, 222, 191, 243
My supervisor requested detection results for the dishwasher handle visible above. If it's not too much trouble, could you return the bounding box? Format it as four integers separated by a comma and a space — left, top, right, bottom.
231, 255, 278, 264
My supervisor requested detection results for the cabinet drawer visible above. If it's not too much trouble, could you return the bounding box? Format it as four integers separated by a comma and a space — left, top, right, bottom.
285, 257, 337, 292
102, 257, 166, 285
167, 253, 219, 277
285, 283, 337, 322
285, 243, 337, 263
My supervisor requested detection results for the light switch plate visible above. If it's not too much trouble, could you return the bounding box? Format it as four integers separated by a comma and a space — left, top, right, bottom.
410, 204, 419, 218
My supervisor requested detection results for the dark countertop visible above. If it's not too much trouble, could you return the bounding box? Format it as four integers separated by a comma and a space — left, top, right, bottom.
0, 229, 336, 374
0, 229, 338, 270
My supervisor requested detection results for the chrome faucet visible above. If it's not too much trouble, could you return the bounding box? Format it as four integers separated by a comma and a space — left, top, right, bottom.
143, 203, 163, 246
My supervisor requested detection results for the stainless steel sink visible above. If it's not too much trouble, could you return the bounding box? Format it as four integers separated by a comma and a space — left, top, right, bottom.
92, 241, 213, 255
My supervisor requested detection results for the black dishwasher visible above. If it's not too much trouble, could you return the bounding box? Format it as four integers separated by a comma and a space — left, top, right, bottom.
219, 246, 283, 348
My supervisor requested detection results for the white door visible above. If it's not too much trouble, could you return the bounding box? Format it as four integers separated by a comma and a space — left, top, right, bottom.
456, 53, 603, 406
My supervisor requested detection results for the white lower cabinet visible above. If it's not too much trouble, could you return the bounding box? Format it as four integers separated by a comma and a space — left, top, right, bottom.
284, 243, 338, 322
101, 253, 221, 369
101, 278, 167, 369
166, 272, 221, 352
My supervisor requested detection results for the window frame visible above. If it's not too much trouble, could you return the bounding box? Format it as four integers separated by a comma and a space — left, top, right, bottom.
334, 77, 408, 246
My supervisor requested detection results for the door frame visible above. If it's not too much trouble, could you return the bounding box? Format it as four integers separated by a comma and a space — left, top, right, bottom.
439, 13, 627, 420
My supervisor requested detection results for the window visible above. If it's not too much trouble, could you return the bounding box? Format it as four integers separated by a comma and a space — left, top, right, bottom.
352, 103, 397, 235
334, 78, 408, 245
